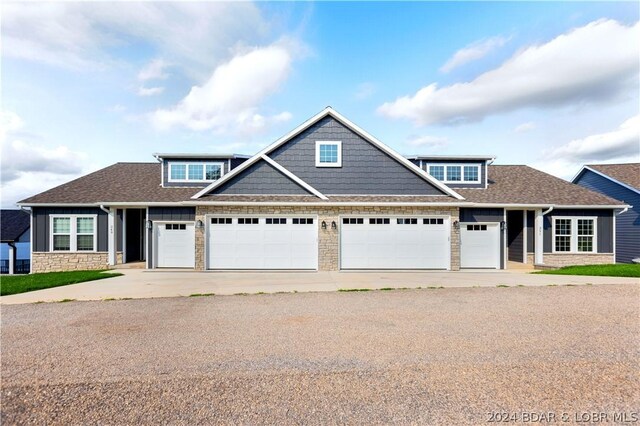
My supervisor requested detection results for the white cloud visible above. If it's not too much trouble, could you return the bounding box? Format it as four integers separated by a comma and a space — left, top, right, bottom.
440, 36, 509, 73
354, 82, 376, 100
379, 20, 639, 126
0, 111, 90, 207
534, 115, 640, 179
1, 2, 269, 76
406, 135, 449, 148
514, 122, 536, 133
138, 58, 170, 81
150, 42, 294, 134
137, 86, 165, 97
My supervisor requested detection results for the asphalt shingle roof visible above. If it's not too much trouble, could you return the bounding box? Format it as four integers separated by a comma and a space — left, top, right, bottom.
18, 163, 625, 207
587, 163, 640, 190
0, 210, 30, 242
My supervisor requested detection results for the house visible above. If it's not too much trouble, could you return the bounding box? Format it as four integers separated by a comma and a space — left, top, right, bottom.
572, 163, 640, 263
0, 210, 31, 274
17, 107, 627, 273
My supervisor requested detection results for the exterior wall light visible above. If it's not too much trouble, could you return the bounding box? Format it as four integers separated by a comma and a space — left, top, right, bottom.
500, 221, 506, 231
452, 220, 459, 230
331, 221, 337, 229
195, 219, 204, 229
146, 220, 153, 230
321, 221, 327, 229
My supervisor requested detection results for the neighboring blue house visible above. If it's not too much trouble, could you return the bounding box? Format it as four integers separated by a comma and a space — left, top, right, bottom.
573, 163, 640, 264
0, 210, 31, 274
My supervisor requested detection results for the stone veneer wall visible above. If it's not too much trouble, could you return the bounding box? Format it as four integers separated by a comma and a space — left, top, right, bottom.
32, 252, 109, 273
541, 253, 614, 268
195, 206, 460, 272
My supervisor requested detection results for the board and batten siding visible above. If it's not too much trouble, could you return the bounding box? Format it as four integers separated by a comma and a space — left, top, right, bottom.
32, 207, 109, 252
542, 209, 614, 254
266, 116, 446, 196
147, 207, 196, 269
574, 169, 639, 263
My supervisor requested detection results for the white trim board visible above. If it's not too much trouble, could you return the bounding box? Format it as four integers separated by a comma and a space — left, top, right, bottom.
192, 107, 464, 200
261, 155, 329, 200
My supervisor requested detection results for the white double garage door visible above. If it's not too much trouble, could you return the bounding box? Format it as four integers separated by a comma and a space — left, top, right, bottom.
204, 215, 452, 270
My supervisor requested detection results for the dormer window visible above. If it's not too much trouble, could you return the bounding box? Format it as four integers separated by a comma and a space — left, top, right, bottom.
315, 141, 342, 167
169, 162, 224, 182
427, 164, 480, 183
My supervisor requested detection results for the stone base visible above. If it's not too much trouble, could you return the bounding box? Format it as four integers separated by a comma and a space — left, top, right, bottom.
541, 253, 614, 268
32, 252, 109, 273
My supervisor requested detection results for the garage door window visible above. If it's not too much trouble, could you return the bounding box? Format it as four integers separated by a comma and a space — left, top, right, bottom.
292, 218, 314, 224
266, 218, 287, 224
343, 218, 364, 224
211, 218, 232, 224
238, 218, 259, 225
165, 224, 187, 230
424, 218, 444, 225
369, 218, 390, 224
466, 224, 487, 231
397, 218, 418, 225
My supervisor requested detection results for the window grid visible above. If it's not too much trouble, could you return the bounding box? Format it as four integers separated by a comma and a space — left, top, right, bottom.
463, 166, 478, 182
466, 224, 488, 231
397, 218, 418, 225
429, 166, 445, 181
446, 166, 461, 182
319, 144, 338, 164
266, 218, 287, 225
169, 162, 224, 182
369, 218, 391, 225
292, 218, 314, 225
553, 217, 596, 253
423, 218, 445, 225
343, 218, 364, 224
76, 217, 95, 251
238, 218, 259, 225
211, 218, 232, 224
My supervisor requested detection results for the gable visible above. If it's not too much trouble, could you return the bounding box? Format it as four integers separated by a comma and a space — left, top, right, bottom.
575, 169, 640, 206
268, 116, 447, 195
212, 159, 310, 195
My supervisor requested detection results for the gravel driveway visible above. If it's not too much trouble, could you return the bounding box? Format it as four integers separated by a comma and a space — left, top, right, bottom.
2, 285, 639, 424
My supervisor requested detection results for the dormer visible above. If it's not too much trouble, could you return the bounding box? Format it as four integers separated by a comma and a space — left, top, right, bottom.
154, 153, 250, 187
407, 155, 495, 189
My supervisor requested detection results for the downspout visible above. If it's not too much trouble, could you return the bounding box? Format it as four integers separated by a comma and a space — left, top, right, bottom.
100, 205, 116, 266
615, 207, 629, 216
99, 205, 110, 214
542, 206, 554, 216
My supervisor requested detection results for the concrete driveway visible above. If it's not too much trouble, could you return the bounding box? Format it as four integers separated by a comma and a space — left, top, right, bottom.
1, 269, 638, 304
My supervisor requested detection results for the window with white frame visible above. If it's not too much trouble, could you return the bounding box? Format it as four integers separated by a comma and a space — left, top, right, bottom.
427, 164, 480, 183
51, 215, 96, 252
315, 141, 342, 167
553, 217, 596, 253
169, 162, 224, 182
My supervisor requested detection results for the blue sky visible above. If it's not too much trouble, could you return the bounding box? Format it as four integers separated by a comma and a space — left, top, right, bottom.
1, 1, 638, 207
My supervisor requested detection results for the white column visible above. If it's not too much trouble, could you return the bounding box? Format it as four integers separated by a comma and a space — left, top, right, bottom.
108, 208, 116, 266
8, 244, 15, 275
534, 209, 544, 265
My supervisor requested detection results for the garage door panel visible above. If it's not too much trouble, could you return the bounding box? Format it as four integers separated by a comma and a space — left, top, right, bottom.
341, 217, 450, 270
156, 223, 195, 268
208, 217, 317, 270
460, 223, 500, 269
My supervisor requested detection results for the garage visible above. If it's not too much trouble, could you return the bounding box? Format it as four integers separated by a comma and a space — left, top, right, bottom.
460, 223, 501, 269
155, 222, 195, 268
340, 216, 450, 269
207, 216, 318, 270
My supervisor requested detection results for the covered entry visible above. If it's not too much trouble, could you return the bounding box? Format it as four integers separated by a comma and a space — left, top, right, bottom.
340, 216, 450, 269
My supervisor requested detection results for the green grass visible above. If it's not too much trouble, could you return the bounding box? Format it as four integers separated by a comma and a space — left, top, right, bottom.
189, 293, 215, 297
496, 284, 510, 288
1, 270, 122, 296
534, 264, 640, 278
338, 288, 371, 292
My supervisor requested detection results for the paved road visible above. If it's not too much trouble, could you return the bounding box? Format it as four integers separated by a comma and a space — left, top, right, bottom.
2, 285, 639, 424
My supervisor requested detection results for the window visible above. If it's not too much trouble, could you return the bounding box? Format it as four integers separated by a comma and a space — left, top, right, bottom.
266, 218, 287, 224
315, 141, 342, 167
292, 218, 314, 225
211, 218, 232, 224
397, 218, 418, 225
428, 165, 445, 181
238, 218, 259, 225
423, 218, 444, 225
169, 162, 224, 182
427, 164, 481, 183
165, 224, 186, 230
553, 217, 596, 253
369, 218, 390, 225
343, 218, 364, 224
466, 224, 488, 231
51, 215, 96, 252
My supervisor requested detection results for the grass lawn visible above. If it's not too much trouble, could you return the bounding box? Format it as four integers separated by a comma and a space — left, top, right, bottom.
1, 270, 123, 296
534, 264, 640, 278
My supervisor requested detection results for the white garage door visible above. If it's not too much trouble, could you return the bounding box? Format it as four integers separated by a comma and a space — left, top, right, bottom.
155, 222, 195, 268
208, 216, 317, 270
460, 223, 501, 269
341, 216, 450, 270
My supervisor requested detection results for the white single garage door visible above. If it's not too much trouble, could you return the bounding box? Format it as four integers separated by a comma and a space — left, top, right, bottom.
460, 223, 501, 269
341, 216, 450, 270
155, 222, 195, 268
208, 216, 317, 270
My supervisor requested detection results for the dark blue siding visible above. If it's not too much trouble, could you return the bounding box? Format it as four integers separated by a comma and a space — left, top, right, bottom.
148, 207, 195, 221
543, 209, 614, 254
269, 117, 445, 195
213, 160, 309, 195
32, 207, 108, 252
575, 170, 640, 263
